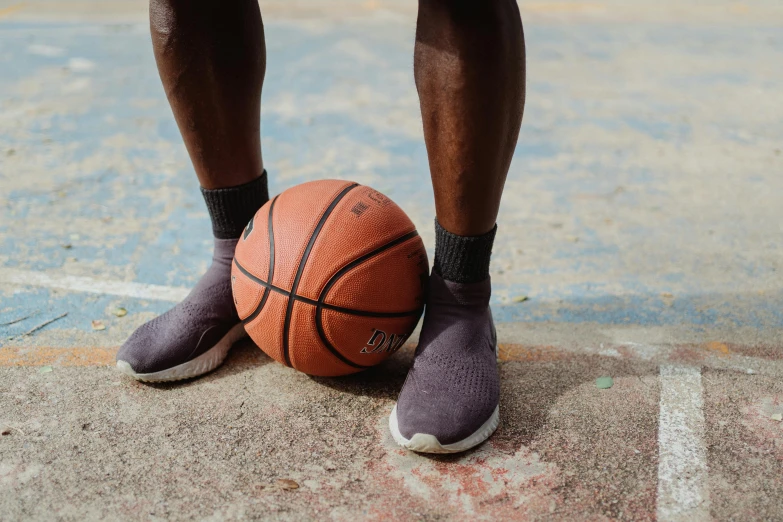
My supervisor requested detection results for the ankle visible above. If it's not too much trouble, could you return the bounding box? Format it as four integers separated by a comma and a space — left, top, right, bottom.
212, 238, 239, 262
426, 272, 491, 309
432, 219, 496, 285
201, 171, 269, 240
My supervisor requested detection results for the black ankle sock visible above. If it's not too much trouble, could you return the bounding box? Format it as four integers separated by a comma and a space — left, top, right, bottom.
200, 171, 270, 239
432, 219, 497, 284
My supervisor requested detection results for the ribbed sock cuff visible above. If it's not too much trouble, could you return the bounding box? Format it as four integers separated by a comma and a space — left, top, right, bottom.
200, 171, 269, 239
433, 220, 497, 284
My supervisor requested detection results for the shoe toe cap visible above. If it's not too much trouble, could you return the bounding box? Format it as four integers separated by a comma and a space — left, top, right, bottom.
395, 391, 496, 445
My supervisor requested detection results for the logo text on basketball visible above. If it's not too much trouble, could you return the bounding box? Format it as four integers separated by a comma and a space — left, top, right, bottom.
360, 329, 409, 354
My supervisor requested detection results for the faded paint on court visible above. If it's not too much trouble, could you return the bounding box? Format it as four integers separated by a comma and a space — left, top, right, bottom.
2, 0, 783, 520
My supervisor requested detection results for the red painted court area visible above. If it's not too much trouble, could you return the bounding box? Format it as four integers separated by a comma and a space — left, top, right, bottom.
2, 338, 783, 519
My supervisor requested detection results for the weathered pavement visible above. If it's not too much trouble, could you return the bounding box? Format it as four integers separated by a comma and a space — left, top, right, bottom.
2, 1, 783, 520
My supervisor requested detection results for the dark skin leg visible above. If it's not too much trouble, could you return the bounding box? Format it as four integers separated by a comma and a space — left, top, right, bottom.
150, 0, 265, 189
150, 0, 523, 218
415, 0, 526, 237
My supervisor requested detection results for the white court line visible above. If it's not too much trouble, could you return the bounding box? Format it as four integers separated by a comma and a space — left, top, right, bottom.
0, 267, 189, 302
657, 365, 711, 521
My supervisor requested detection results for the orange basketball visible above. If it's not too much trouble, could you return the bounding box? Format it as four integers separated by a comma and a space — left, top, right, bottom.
231, 180, 429, 376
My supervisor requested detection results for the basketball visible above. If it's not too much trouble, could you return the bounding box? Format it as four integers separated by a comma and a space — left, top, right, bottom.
231, 180, 429, 376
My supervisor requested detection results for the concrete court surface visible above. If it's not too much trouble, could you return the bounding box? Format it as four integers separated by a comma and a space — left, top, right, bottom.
1, 0, 783, 520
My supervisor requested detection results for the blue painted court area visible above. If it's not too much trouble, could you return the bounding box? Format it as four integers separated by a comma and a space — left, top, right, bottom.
1, 9, 782, 340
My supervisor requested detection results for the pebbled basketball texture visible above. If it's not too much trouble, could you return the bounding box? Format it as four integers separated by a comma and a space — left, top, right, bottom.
231, 180, 429, 376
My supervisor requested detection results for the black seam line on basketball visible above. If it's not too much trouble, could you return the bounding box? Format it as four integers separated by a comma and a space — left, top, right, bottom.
314, 311, 368, 369
313, 230, 421, 369
234, 259, 422, 319
316, 230, 420, 303
243, 196, 278, 325
320, 304, 422, 318
282, 183, 359, 367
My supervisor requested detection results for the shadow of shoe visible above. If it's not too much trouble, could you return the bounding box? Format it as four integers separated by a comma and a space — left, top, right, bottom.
368, 350, 665, 519
144, 337, 272, 390
307, 344, 416, 401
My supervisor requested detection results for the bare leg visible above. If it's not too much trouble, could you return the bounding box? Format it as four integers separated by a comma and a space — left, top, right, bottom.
416, 0, 525, 236
150, 0, 265, 189
392, 0, 526, 453
117, 0, 269, 382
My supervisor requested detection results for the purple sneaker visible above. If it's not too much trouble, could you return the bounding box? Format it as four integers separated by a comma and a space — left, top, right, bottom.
389, 272, 499, 453
116, 238, 247, 382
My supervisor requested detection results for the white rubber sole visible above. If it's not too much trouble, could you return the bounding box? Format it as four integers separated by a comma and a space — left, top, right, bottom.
388, 404, 500, 454
116, 323, 247, 383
